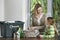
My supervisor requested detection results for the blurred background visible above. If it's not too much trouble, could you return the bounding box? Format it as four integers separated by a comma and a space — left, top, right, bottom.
0, 0, 60, 39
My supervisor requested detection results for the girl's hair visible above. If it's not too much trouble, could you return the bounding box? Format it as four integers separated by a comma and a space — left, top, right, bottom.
47, 17, 53, 20
34, 3, 42, 16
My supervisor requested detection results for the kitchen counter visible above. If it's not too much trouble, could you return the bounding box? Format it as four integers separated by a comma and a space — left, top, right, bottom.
0, 37, 40, 40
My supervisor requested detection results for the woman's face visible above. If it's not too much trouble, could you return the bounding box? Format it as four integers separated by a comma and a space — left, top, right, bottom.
37, 7, 43, 14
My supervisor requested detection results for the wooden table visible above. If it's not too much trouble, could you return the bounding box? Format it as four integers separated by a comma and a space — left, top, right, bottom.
21, 37, 41, 40
0, 37, 41, 40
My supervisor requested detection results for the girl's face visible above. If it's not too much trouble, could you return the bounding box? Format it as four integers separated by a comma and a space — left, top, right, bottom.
37, 7, 43, 14
47, 19, 53, 25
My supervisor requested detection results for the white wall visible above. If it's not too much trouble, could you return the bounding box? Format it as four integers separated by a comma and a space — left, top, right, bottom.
22, 0, 30, 30
4, 0, 30, 30
0, 0, 4, 21
4, 0, 23, 21
0, 0, 4, 37
47, 0, 53, 17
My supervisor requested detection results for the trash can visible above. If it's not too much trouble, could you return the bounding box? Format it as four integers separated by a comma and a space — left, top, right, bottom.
0, 21, 24, 38
0, 21, 5, 38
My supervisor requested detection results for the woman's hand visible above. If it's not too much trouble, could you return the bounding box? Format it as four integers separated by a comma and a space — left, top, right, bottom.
28, 27, 35, 31
39, 35, 43, 38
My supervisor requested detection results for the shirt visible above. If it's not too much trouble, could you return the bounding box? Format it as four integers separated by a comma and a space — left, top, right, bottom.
42, 25, 55, 38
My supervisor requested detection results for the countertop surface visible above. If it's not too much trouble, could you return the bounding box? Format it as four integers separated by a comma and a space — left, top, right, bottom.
0, 37, 40, 40
0, 37, 57, 40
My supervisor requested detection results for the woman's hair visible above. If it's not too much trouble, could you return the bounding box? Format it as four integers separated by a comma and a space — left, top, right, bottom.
34, 3, 42, 16
34, 3, 42, 10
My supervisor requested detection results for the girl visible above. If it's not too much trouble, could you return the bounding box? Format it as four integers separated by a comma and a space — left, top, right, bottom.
39, 17, 58, 38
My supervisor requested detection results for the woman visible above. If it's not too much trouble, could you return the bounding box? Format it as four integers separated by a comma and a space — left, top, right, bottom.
32, 3, 46, 34
29, 3, 46, 37
32, 3, 45, 26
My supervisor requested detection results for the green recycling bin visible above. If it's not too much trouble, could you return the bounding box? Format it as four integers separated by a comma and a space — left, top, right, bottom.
1, 21, 24, 38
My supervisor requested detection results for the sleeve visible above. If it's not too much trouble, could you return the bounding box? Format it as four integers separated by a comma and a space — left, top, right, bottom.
44, 26, 55, 38
42, 25, 55, 38
49, 25, 55, 35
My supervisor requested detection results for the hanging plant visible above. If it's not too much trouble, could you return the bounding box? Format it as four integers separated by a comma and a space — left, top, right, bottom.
31, 0, 47, 14
53, 0, 60, 21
